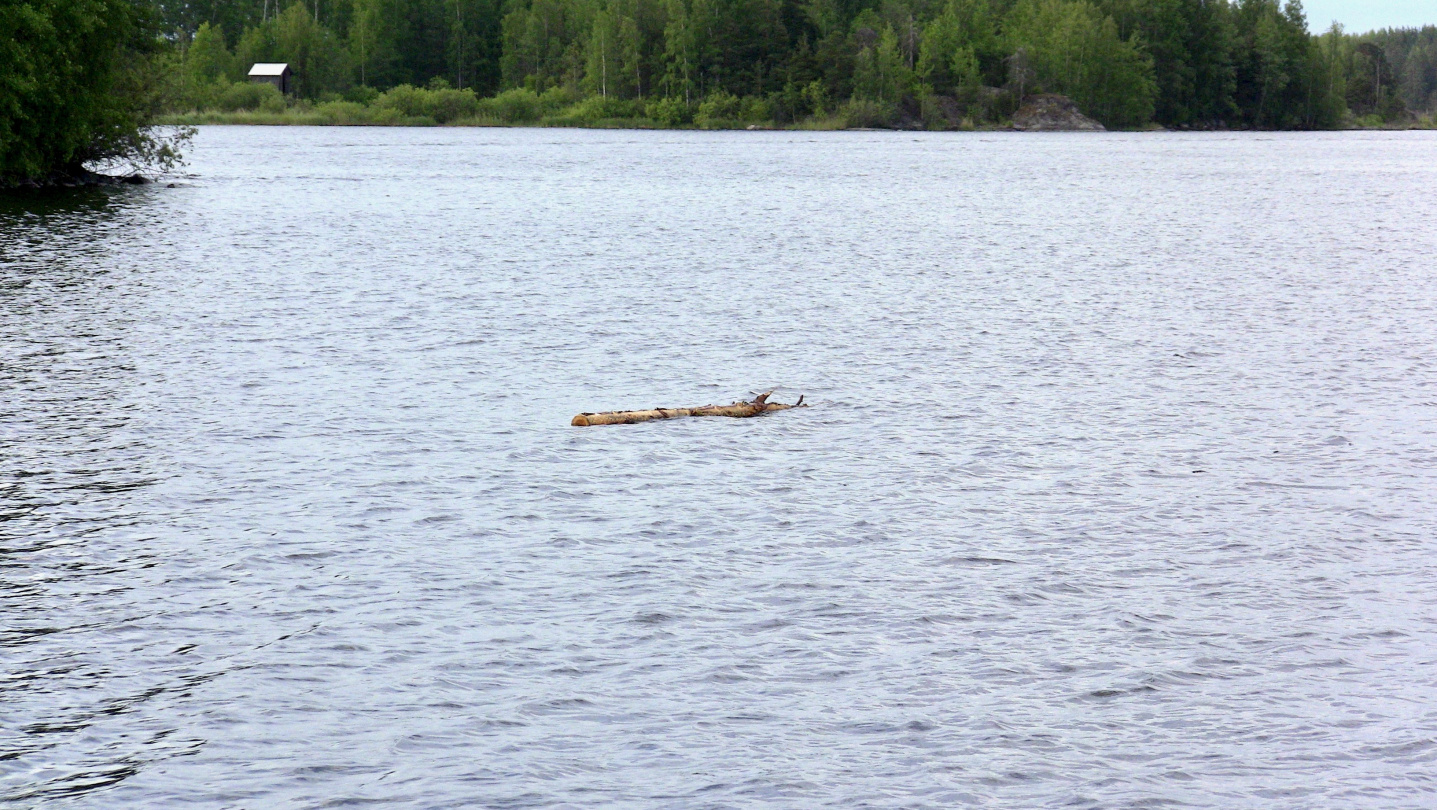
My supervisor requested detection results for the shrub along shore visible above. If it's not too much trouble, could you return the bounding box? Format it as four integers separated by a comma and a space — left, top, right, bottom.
160, 81, 1020, 129
160, 79, 1437, 131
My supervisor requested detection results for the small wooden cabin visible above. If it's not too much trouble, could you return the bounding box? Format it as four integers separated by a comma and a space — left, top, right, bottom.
248, 63, 292, 95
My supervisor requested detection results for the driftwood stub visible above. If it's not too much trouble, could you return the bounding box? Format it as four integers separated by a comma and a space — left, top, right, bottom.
572, 392, 806, 426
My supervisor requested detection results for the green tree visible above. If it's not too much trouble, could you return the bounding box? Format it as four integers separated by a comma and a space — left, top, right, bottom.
236, 2, 352, 97
186, 21, 237, 81
347, 0, 389, 86
1182, 0, 1236, 125
1100, 0, 1198, 124
854, 24, 914, 103
1004, 0, 1157, 127
583, 0, 648, 99
586, 7, 619, 96
662, 0, 699, 101
880, 24, 916, 101
1231, 0, 1337, 128
439, 0, 502, 92
155, 0, 261, 45
1348, 41, 1404, 119
1392, 34, 1435, 112
881, 0, 922, 74
803, 0, 842, 38
945, 0, 1001, 80
707, 0, 787, 95
917, 4, 980, 94
1315, 22, 1349, 118
2, 0, 186, 184
501, 0, 589, 90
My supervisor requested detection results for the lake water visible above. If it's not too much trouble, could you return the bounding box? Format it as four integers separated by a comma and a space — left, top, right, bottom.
3, 127, 1437, 808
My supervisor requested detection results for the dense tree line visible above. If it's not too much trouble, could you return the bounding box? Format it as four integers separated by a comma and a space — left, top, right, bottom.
164, 0, 1437, 128
1345, 26, 1437, 117
4, 0, 1435, 183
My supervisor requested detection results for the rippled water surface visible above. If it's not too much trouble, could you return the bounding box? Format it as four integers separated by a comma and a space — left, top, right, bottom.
3, 128, 1437, 808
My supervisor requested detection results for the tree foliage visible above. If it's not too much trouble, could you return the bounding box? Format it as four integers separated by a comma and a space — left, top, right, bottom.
1004, 0, 1156, 127
2, 0, 187, 183
151, 0, 1436, 129
236, 2, 352, 96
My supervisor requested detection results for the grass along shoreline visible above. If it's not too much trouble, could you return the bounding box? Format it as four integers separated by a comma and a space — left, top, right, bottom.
159, 82, 1437, 132
158, 109, 928, 129
162, 82, 997, 130
158, 108, 1437, 130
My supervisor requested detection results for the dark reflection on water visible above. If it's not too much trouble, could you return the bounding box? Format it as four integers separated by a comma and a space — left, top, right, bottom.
2, 128, 1436, 808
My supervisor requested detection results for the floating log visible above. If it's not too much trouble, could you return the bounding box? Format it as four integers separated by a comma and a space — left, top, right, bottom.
572, 391, 807, 427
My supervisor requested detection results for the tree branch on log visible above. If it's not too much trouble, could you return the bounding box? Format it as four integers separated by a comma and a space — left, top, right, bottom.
571, 391, 807, 426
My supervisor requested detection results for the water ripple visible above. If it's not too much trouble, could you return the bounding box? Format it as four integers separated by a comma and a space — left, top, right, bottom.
2, 128, 1436, 808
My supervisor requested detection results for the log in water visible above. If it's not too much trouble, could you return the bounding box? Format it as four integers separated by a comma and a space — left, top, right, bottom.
571, 391, 806, 426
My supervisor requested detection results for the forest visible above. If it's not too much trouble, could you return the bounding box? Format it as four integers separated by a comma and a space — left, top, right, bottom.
4, 0, 1436, 184
161, 0, 1437, 129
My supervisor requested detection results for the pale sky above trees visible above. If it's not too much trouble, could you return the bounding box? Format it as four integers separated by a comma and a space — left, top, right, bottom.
1304, 0, 1433, 34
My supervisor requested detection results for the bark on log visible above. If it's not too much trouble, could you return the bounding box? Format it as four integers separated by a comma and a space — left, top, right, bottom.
572, 391, 806, 426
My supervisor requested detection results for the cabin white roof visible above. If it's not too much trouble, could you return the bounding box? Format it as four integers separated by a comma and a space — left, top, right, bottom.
248, 63, 290, 77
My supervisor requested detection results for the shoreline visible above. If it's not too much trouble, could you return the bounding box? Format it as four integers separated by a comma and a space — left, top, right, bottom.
2, 167, 154, 191
157, 111, 1437, 133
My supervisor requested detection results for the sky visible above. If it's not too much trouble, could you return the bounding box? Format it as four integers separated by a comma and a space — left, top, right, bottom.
1301, 0, 1436, 33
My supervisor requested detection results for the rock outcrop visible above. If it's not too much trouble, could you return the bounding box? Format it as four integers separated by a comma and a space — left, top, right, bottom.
1012, 95, 1105, 132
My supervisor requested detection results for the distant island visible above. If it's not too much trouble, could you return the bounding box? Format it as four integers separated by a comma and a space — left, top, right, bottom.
3, 0, 1435, 186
